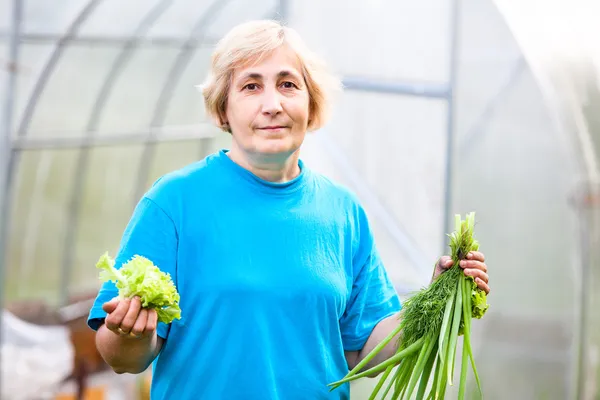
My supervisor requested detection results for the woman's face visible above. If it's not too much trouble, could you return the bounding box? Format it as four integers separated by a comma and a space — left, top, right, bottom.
225, 45, 310, 160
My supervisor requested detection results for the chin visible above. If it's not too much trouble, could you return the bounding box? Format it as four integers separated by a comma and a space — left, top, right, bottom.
254, 139, 299, 156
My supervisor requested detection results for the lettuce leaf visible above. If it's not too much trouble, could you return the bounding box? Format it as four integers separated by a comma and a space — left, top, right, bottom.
96, 252, 182, 324
465, 274, 489, 319
471, 287, 489, 319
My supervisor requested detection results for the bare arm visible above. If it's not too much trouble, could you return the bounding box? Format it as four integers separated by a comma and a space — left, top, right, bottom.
96, 297, 164, 374
345, 262, 443, 373
345, 311, 401, 374
344, 254, 491, 375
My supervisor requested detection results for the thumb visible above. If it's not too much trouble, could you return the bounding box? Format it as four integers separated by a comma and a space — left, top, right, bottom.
102, 297, 120, 314
438, 256, 453, 270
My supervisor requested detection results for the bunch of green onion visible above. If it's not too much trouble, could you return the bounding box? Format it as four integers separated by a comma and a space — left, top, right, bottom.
329, 212, 489, 399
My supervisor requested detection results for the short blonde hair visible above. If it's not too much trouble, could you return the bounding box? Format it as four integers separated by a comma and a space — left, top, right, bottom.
199, 20, 342, 132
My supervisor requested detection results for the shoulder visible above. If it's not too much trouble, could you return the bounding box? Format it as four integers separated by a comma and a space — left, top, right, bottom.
305, 168, 375, 242
142, 151, 222, 208
308, 169, 365, 213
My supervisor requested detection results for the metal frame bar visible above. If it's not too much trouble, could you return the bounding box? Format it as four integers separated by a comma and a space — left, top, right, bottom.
574, 196, 592, 400
563, 77, 600, 399
0, 33, 221, 48
276, 0, 289, 23
567, 181, 600, 400
10, 124, 217, 150
59, 0, 175, 306
132, 0, 238, 206
441, 0, 461, 252
1, 0, 22, 339
342, 76, 450, 99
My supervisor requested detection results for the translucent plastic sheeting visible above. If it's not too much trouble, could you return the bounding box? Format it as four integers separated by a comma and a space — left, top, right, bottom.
204, 0, 278, 39
11, 44, 55, 136
25, 46, 123, 136
7, 149, 80, 302
78, 0, 168, 37
448, 0, 584, 398
0, 2, 10, 32
492, 0, 600, 181
9, 45, 216, 139
455, 0, 580, 318
9, 33, 245, 141
322, 91, 448, 280
70, 144, 147, 286
145, 0, 275, 39
88, 47, 182, 133
76, 0, 278, 41
19, 0, 89, 36
455, 66, 579, 318
162, 47, 214, 126
290, 0, 451, 83
454, 0, 525, 138
5, 136, 227, 304
144, 0, 223, 38
452, 71, 580, 397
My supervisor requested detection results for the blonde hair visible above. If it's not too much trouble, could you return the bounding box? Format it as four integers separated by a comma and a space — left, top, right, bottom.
199, 20, 342, 132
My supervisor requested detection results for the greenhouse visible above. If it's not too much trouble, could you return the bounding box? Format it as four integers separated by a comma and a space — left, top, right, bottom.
1, 0, 599, 399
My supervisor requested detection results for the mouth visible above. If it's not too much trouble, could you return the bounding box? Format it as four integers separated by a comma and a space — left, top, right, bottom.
258, 125, 288, 131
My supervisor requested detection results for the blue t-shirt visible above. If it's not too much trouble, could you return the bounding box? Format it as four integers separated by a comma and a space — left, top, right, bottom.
88, 149, 401, 399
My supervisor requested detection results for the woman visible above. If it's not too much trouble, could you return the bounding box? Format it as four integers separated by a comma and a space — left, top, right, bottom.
87, 20, 490, 399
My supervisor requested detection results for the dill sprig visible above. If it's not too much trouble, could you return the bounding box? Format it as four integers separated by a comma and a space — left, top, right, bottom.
398, 265, 462, 349
328, 212, 490, 399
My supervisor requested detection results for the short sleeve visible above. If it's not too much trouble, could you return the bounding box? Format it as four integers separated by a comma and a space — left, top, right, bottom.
339, 206, 402, 351
87, 196, 179, 340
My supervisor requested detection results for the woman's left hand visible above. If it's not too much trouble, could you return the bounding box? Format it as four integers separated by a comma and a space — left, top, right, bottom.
433, 251, 490, 294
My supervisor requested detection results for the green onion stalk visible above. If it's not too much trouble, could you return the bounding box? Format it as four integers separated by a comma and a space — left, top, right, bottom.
328, 212, 489, 399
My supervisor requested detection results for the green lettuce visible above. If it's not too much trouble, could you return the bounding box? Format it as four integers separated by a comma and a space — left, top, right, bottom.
96, 252, 182, 324
471, 280, 489, 319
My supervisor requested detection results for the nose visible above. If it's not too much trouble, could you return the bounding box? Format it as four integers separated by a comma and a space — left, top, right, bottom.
261, 87, 283, 116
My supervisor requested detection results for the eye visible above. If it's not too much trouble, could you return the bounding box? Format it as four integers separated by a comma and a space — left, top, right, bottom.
281, 81, 298, 89
243, 83, 259, 91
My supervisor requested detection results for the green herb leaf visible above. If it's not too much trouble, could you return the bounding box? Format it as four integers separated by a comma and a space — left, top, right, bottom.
96, 252, 182, 325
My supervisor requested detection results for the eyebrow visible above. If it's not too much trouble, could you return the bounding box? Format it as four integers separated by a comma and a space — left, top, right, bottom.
239, 70, 298, 81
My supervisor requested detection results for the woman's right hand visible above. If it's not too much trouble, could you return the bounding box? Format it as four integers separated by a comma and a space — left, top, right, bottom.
102, 297, 157, 339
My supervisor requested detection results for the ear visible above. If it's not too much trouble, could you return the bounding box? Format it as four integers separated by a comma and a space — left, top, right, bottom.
306, 99, 316, 130
216, 108, 231, 133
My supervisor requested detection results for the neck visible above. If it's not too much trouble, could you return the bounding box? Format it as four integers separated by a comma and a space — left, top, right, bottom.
227, 145, 301, 183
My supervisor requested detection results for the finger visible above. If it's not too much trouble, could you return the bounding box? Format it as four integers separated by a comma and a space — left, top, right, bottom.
105, 298, 131, 332
120, 297, 142, 333
131, 309, 148, 337
459, 260, 487, 273
438, 256, 453, 269
102, 297, 119, 314
463, 268, 488, 284
466, 251, 485, 262
146, 309, 158, 334
474, 277, 490, 294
